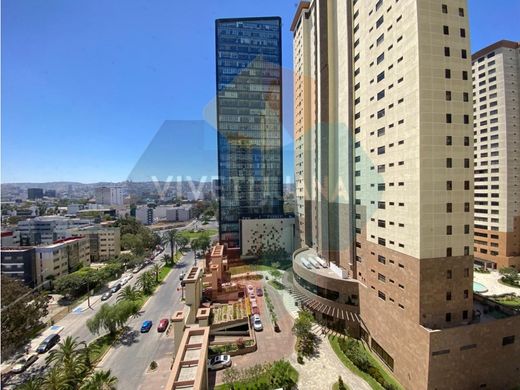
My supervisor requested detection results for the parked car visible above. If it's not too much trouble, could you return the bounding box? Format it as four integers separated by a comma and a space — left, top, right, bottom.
101, 291, 112, 301
256, 287, 263, 296
121, 278, 129, 286
207, 355, 232, 371
252, 314, 263, 331
11, 354, 38, 373
157, 318, 169, 332
132, 267, 140, 274
110, 283, 122, 293
141, 320, 153, 333
36, 334, 60, 354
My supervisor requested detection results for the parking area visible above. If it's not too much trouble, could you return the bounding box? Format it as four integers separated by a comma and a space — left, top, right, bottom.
210, 278, 296, 386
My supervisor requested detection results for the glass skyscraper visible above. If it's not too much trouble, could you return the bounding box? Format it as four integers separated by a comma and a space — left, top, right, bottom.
215, 17, 283, 248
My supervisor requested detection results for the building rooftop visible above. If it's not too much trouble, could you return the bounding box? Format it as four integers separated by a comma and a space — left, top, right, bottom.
472, 39, 519, 61
294, 247, 347, 280
290, 1, 311, 32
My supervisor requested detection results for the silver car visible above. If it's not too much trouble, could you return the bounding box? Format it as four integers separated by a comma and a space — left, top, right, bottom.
207, 355, 231, 370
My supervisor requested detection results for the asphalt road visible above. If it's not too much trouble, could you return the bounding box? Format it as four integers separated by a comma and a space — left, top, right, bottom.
97, 250, 194, 389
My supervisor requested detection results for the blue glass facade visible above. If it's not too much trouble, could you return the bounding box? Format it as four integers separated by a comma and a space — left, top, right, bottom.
215, 17, 284, 248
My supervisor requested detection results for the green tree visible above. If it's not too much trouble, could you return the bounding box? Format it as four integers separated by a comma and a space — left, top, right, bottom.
162, 229, 180, 257
117, 285, 141, 302
41, 366, 69, 390
15, 378, 43, 390
86, 300, 140, 337
46, 336, 89, 388
1, 276, 48, 360
79, 369, 118, 390
499, 267, 519, 285
152, 264, 161, 283
292, 310, 316, 356
269, 269, 282, 282
137, 271, 156, 295
176, 235, 189, 251
163, 254, 173, 266
121, 233, 144, 256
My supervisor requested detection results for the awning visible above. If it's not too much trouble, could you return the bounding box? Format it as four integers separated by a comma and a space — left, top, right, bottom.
291, 289, 361, 323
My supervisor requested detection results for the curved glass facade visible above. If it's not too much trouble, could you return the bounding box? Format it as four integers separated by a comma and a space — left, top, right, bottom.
215, 17, 284, 248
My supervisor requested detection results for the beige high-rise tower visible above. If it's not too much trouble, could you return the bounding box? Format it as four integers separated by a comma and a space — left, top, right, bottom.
472, 40, 520, 270
291, 1, 520, 389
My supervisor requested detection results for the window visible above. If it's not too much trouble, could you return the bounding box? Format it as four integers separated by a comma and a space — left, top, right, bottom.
446, 91, 452, 101
461, 49, 467, 59
462, 70, 468, 80
464, 180, 470, 190
447, 181, 452, 190
447, 269, 452, 279
377, 146, 385, 155
377, 127, 385, 137
464, 114, 470, 124
446, 113, 452, 123
502, 336, 515, 346
460, 28, 466, 38
442, 4, 448, 13
378, 255, 386, 264
446, 158, 452, 168
464, 158, 470, 168
377, 53, 384, 64
376, 34, 384, 46
464, 202, 470, 212
445, 313, 451, 322
447, 247, 452, 257
464, 289, 469, 299
445, 69, 451, 79
463, 92, 469, 102
443, 25, 449, 35
378, 291, 386, 300
458, 7, 464, 16
377, 71, 385, 82
462, 310, 468, 320
378, 273, 386, 282
377, 90, 385, 100
444, 47, 450, 57
446, 291, 452, 301
446, 203, 452, 212
446, 136, 452, 145
376, 16, 384, 29
447, 225, 452, 235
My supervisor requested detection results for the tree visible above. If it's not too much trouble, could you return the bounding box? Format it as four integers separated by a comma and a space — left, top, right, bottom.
16, 378, 43, 390
1, 276, 48, 359
117, 285, 141, 302
162, 229, 180, 257
41, 366, 69, 390
499, 267, 519, 285
86, 300, 140, 336
292, 310, 316, 356
269, 269, 282, 282
176, 235, 189, 251
46, 336, 89, 388
163, 254, 173, 266
121, 233, 144, 256
79, 369, 118, 390
137, 271, 156, 295
152, 264, 161, 283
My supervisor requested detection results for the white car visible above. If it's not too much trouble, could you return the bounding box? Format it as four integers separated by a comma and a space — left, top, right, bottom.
11, 354, 38, 374
252, 314, 263, 331
207, 354, 231, 370
121, 277, 129, 286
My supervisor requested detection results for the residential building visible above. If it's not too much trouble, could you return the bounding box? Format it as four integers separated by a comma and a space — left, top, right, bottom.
95, 186, 123, 206
1, 230, 20, 246
34, 236, 90, 285
135, 204, 155, 225
44, 190, 57, 198
165, 205, 193, 222
71, 226, 121, 261
0, 247, 37, 287
27, 188, 44, 200
472, 40, 520, 270
16, 216, 92, 245
215, 17, 284, 248
291, 1, 519, 389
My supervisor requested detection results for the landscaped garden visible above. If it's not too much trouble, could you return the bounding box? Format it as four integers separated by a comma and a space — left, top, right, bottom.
208, 338, 255, 355
216, 359, 298, 390
491, 294, 520, 309
212, 301, 249, 324
499, 267, 520, 288
329, 335, 402, 390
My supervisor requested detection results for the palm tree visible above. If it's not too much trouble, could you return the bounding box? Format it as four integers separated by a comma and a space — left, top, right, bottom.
137, 271, 155, 295
152, 263, 161, 283
41, 366, 69, 390
79, 369, 118, 390
46, 336, 88, 387
16, 378, 43, 390
117, 285, 142, 302
162, 229, 179, 260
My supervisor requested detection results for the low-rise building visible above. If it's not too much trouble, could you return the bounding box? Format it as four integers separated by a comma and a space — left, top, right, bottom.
165, 205, 193, 222
16, 216, 92, 245
71, 226, 121, 261
34, 236, 90, 285
0, 247, 37, 287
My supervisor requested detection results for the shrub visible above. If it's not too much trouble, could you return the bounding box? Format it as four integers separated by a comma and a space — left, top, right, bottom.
338, 375, 347, 390
297, 354, 304, 365
236, 337, 245, 349
149, 361, 157, 370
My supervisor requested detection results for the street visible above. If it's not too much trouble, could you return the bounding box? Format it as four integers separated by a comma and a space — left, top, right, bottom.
97, 250, 194, 389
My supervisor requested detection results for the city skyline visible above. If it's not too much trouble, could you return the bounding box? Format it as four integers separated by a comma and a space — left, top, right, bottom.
2, 0, 519, 183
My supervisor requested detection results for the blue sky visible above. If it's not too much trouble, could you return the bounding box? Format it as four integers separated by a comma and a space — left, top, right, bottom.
1, 0, 519, 183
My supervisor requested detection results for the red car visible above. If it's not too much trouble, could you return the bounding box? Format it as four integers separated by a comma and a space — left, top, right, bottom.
157, 318, 169, 332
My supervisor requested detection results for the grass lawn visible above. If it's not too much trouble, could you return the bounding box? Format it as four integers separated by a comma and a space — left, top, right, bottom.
158, 263, 174, 282
329, 336, 384, 390
494, 296, 520, 308
180, 229, 218, 240
268, 280, 285, 290
89, 333, 117, 364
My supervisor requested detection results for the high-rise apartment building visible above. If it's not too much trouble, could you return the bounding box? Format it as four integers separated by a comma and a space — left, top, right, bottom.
95, 186, 123, 206
27, 188, 44, 200
472, 40, 520, 270
215, 17, 284, 248
291, 1, 519, 389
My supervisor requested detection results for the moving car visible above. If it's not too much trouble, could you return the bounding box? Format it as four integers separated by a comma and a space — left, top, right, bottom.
36, 334, 60, 354
11, 354, 38, 373
252, 314, 263, 331
101, 291, 112, 301
157, 318, 169, 332
141, 320, 153, 333
179, 271, 186, 281
110, 283, 122, 293
207, 354, 232, 370
256, 287, 263, 296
